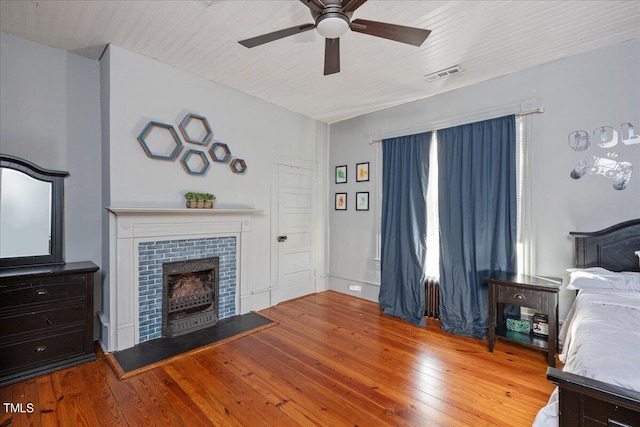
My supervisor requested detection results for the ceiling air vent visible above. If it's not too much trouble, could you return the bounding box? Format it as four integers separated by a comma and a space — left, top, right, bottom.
425, 65, 463, 82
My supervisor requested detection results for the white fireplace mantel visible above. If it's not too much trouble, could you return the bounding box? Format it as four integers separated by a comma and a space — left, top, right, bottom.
102, 207, 263, 352
107, 206, 264, 216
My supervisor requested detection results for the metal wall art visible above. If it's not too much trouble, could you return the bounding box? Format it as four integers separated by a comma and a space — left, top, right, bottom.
137, 112, 248, 177
569, 121, 637, 190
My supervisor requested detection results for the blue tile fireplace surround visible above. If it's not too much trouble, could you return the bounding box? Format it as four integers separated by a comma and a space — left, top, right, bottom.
137, 237, 236, 342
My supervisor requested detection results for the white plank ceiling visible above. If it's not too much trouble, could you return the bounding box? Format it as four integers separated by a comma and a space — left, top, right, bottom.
1, 0, 639, 123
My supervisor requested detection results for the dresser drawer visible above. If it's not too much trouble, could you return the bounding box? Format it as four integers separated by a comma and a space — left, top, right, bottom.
497, 285, 543, 310
0, 328, 87, 375
0, 275, 86, 309
0, 303, 87, 339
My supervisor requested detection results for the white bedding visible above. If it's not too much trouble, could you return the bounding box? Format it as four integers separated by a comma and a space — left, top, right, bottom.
533, 289, 640, 426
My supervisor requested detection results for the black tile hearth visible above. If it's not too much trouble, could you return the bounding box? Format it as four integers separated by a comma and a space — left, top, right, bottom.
110, 312, 274, 375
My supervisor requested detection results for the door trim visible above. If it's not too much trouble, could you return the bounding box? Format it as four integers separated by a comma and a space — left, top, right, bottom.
270, 155, 317, 305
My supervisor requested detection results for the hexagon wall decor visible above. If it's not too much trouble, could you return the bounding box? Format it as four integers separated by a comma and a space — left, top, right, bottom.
181, 149, 210, 175
138, 121, 184, 160
179, 113, 213, 145
230, 158, 248, 174
209, 142, 232, 163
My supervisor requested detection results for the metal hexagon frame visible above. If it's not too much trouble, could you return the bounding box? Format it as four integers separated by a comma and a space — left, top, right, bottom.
181, 149, 210, 176
137, 121, 183, 160
209, 142, 232, 163
230, 158, 248, 174
179, 113, 213, 145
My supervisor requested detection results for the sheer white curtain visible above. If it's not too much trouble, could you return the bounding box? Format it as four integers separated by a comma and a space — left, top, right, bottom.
516, 115, 534, 275
424, 134, 440, 279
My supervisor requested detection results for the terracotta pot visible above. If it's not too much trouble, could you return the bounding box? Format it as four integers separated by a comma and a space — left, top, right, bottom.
186, 199, 197, 208
196, 199, 205, 208
204, 200, 213, 209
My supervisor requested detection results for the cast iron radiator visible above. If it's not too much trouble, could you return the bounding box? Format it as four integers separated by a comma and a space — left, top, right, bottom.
425, 277, 440, 319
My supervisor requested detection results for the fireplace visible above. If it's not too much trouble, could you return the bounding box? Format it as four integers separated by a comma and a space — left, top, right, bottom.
105, 207, 258, 352
162, 257, 219, 337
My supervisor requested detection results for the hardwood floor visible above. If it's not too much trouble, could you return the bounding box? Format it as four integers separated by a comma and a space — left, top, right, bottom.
1, 291, 555, 426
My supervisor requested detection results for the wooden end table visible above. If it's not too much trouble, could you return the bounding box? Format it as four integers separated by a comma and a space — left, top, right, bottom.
486, 271, 561, 367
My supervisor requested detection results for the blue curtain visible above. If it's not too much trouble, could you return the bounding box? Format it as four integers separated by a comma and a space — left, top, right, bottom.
379, 132, 431, 326
437, 115, 517, 339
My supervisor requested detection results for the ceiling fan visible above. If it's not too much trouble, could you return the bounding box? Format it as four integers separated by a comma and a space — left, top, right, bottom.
238, 0, 431, 75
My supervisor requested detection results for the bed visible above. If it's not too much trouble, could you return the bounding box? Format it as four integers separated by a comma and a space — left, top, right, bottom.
533, 218, 640, 427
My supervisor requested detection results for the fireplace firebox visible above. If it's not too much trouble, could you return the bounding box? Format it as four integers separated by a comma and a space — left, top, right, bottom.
162, 257, 219, 337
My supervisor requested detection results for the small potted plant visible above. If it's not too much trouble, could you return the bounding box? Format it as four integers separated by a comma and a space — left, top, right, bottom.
202, 192, 216, 209
185, 191, 197, 208
184, 191, 216, 208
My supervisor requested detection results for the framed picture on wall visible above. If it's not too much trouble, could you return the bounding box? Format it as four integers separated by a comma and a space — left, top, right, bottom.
356, 192, 369, 211
335, 193, 347, 210
356, 162, 369, 182
335, 165, 347, 184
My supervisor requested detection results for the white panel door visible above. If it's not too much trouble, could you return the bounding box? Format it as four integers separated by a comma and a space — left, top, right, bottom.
272, 163, 314, 304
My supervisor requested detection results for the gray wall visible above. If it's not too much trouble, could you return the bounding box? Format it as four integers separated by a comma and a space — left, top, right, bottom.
99, 44, 330, 349
0, 31, 102, 268
328, 38, 640, 320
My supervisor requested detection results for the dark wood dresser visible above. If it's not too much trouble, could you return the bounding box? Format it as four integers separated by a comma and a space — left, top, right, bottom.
0, 261, 99, 386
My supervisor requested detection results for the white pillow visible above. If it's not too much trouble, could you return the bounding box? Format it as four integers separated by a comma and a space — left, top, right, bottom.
566, 267, 640, 292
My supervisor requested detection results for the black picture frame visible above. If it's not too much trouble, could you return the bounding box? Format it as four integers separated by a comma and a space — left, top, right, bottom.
356, 192, 369, 211
335, 193, 347, 210
335, 165, 347, 184
356, 162, 369, 182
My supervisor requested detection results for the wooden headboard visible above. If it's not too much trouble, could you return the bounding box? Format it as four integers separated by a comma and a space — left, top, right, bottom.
570, 218, 640, 272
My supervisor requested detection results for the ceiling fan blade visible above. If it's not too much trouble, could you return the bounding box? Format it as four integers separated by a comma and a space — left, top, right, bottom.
298, 0, 324, 14
239, 23, 315, 48
324, 38, 340, 75
350, 19, 431, 47
342, 0, 368, 13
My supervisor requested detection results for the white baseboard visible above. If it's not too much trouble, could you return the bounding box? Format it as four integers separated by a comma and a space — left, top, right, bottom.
328, 275, 379, 303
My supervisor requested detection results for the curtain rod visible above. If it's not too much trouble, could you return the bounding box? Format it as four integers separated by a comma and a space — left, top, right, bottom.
368, 107, 545, 144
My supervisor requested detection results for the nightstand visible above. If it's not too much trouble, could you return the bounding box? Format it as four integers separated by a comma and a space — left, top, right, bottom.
486, 271, 561, 367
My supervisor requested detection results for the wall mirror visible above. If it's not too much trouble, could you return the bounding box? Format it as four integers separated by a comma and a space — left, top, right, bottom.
0, 154, 68, 269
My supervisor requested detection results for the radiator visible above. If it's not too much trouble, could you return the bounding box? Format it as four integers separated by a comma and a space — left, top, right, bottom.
425, 277, 440, 319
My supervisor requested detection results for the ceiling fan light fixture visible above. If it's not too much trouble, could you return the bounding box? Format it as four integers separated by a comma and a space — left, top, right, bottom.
316, 13, 350, 39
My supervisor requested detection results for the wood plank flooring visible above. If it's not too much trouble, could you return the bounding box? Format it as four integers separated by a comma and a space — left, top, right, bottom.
1, 291, 555, 426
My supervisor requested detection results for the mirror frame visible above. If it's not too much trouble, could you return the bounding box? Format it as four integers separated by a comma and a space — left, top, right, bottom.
0, 154, 69, 269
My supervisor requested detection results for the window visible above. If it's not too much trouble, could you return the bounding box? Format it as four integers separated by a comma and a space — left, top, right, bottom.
376, 113, 530, 278
424, 134, 440, 278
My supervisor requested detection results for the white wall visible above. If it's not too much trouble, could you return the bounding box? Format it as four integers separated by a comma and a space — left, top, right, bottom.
0, 32, 102, 269
100, 45, 329, 348
329, 38, 640, 320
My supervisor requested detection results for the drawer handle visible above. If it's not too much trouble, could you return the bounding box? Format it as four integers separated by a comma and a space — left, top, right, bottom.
514, 294, 525, 300
35, 346, 47, 353
46, 318, 55, 326
36, 289, 49, 296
